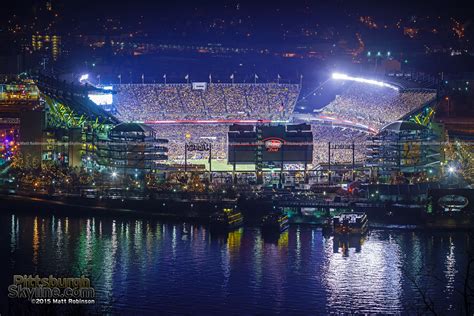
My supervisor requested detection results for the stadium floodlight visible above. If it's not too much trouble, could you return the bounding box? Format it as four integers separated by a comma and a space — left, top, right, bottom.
79, 74, 89, 83
331, 72, 399, 91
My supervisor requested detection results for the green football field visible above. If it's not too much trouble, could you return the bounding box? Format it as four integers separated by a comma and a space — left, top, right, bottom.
165, 159, 256, 172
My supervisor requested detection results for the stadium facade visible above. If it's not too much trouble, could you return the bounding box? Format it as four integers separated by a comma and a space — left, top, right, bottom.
366, 121, 441, 180
94, 123, 168, 174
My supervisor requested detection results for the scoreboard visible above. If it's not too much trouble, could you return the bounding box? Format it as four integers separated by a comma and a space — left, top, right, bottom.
228, 124, 313, 165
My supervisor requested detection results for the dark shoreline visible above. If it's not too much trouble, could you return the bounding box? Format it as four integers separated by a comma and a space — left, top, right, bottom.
0, 193, 208, 223
1, 193, 473, 230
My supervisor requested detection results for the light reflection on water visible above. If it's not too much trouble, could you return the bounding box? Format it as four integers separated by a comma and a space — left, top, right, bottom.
1, 212, 472, 314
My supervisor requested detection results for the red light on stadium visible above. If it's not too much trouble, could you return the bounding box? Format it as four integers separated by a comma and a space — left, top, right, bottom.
144, 119, 275, 124
264, 137, 285, 152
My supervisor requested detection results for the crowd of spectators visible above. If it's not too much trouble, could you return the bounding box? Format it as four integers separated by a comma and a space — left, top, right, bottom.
311, 124, 369, 165
222, 85, 246, 114
150, 124, 229, 162
112, 81, 435, 166
149, 122, 369, 166
112, 83, 300, 121
202, 85, 226, 114
180, 85, 204, 114
321, 83, 436, 130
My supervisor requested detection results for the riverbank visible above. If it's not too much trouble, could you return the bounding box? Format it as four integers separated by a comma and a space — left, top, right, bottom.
0, 193, 219, 222
1, 192, 473, 230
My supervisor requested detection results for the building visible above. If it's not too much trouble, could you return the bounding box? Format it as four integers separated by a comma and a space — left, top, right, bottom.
32, 34, 62, 61
41, 127, 83, 167
366, 120, 441, 181
95, 123, 168, 174
0, 81, 43, 164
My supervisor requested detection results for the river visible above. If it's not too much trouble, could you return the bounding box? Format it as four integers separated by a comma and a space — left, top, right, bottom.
1, 210, 472, 314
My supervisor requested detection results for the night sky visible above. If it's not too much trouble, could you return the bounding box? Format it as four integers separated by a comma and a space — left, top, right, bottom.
3, 0, 473, 24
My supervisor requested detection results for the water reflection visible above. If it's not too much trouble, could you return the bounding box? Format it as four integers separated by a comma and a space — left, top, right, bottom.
1, 212, 472, 314
325, 231, 403, 313
444, 237, 457, 311
10, 214, 19, 254
32, 216, 39, 265
332, 235, 365, 255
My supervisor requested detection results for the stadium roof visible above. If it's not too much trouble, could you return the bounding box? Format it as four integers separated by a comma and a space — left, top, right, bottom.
381, 120, 426, 132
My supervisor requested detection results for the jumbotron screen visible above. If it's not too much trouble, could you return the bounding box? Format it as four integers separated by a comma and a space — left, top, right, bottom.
228, 124, 313, 164
88, 86, 113, 105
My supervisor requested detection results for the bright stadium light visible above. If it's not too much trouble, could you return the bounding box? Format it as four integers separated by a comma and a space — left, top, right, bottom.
331, 72, 399, 91
79, 74, 89, 83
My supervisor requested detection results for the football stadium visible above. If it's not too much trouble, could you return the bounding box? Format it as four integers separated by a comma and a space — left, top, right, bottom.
85, 72, 438, 174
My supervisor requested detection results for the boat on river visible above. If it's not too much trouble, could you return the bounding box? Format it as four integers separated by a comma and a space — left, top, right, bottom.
333, 212, 368, 235
261, 212, 289, 233
209, 208, 243, 231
